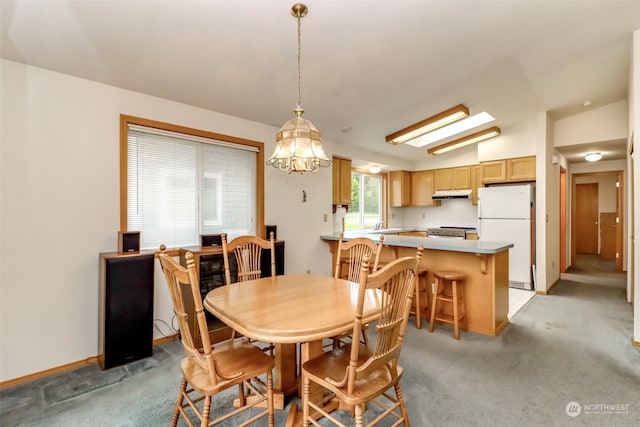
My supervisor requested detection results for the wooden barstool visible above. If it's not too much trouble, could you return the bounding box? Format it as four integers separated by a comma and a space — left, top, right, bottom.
429, 271, 467, 339
410, 267, 430, 329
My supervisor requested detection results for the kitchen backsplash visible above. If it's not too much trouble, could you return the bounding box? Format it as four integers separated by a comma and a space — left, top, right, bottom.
390, 199, 478, 229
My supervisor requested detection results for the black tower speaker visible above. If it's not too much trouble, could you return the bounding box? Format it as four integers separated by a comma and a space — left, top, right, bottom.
99, 252, 154, 369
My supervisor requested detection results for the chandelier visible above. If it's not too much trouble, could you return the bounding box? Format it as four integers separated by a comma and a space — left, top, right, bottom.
266, 3, 331, 174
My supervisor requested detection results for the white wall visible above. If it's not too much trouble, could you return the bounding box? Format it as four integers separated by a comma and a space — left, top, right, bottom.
0, 59, 361, 381
414, 142, 479, 170
401, 200, 478, 229
535, 112, 560, 293
575, 174, 619, 212
631, 30, 639, 344
478, 117, 537, 162
554, 100, 627, 146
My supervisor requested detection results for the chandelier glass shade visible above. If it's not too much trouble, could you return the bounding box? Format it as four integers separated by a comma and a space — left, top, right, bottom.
266, 3, 330, 174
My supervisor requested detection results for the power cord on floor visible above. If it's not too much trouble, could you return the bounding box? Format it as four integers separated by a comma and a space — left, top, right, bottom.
153, 317, 177, 337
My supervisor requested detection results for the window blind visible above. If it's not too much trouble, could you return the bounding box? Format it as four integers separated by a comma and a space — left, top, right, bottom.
127, 125, 257, 250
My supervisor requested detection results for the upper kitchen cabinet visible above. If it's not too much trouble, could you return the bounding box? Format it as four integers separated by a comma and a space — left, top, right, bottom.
332, 157, 352, 205
481, 156, 535, 184
389, 171, 411, 207
471, 165, 481, 205
434, 166, 472, 191
507, 156, 536, 182
410, 170, 441, 207
480, 160, 507, 183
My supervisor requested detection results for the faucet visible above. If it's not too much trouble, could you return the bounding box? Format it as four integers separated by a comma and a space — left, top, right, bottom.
374, 222, 383, 230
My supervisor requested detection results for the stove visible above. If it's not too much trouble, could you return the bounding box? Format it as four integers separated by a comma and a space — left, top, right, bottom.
426, 226, 475, 239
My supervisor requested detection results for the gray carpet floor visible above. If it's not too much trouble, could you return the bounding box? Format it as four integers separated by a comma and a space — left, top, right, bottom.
2, 276, 639, 426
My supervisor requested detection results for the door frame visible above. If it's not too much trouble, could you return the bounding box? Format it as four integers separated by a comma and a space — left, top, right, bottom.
616, 171, 624, 272
560, 167, 567, 272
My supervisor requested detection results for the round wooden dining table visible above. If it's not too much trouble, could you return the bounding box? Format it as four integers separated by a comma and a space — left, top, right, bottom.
203, 274, 382, 426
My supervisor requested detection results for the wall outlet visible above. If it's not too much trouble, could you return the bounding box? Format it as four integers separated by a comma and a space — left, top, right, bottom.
306, 270, 311, 274
323, 213, 328, 222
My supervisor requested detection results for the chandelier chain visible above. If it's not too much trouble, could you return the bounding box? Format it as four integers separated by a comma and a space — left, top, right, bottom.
296, 12, 302, 109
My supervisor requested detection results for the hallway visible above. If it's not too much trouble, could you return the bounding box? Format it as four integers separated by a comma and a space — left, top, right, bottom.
562, 253, 627, 289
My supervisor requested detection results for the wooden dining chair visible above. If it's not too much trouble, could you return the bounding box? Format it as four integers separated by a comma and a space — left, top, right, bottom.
301, 248, 421, 427
222, 232, 276, 285
334, 233, 384, 282
222, 232, 276, 354
158, 247, 275, 427
331, 233, 384, 349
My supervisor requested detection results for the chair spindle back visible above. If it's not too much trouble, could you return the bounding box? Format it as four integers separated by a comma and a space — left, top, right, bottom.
222, 232, 276, 286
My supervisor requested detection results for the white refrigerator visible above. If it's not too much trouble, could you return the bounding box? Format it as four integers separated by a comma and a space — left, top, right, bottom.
478, 184, 535, 290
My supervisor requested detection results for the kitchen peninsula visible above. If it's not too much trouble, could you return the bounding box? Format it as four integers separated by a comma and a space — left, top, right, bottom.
321, 230, 514, 337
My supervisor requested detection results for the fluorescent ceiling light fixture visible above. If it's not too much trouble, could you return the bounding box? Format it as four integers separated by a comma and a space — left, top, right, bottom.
385, 104, 469, 145
406, 111, 495, 148
427, 126, 501, 156
585, 152, 602, 162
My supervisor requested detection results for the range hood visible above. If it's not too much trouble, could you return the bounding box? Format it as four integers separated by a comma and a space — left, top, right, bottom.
432, 189, 472, 200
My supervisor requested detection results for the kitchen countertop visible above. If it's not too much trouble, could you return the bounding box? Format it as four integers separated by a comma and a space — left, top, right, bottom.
320, 230, 513, 254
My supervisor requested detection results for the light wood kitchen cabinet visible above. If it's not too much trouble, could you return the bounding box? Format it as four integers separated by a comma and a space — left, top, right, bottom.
332, 157, 352, 205
410, 170, 440, 206
452, 166, 472, 189
399, 231, 427, 237
481, 156, 535, 183
434, 168, 452, 191
471, 165, 481, 205
481, 160, 507, 183
389, 170, 411, 207
507, 156, 536, 181
434, 166, 472, 190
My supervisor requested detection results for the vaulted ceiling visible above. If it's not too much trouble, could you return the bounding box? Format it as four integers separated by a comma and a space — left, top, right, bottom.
2, 0, 638, 164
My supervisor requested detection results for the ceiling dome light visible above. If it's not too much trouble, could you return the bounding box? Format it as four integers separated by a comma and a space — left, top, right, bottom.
585, 152, 602, 162
369, 165, 382, 174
